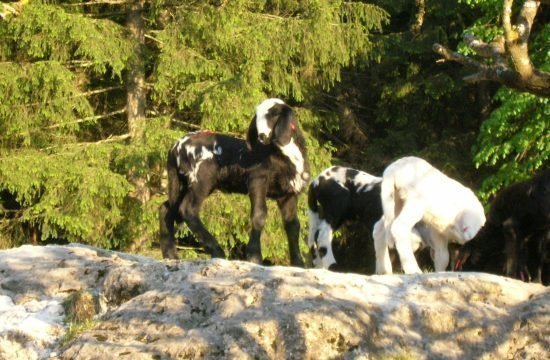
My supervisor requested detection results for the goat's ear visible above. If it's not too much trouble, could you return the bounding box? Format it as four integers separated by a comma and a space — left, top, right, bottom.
273, 105, 295, 146
246, 115, 258, 150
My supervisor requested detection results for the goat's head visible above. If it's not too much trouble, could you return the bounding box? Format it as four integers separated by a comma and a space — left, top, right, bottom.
454, 206, 486, 244
247, 98, 297, 148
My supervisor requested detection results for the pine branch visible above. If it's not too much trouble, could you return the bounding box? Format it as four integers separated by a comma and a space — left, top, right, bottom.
13, 86, 123, 109
39, 133, 131, 152
170, 119, 244, 138
45, 108, 127, 129
170, 118, 201, 130
433, 0, 550, 97
62, 0, 130, 6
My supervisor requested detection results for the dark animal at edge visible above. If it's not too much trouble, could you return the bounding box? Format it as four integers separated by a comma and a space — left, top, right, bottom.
455, 169, 550, 285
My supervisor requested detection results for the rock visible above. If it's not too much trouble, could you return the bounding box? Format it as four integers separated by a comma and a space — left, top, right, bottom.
0, 244, 548, 359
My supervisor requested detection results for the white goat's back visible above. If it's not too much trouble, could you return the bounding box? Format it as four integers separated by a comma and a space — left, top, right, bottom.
382, 156, 485, 242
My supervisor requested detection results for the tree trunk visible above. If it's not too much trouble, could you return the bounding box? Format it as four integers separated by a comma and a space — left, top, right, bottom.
126, 0, 147, 141
126, 1, 151, 253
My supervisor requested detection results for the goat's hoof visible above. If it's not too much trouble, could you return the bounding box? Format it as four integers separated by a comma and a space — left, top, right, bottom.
290, 257, 305, 268
207, 246, 226, 259
162, 248, 179, 260
246, 254, 263, 265
328, 263, 340, 272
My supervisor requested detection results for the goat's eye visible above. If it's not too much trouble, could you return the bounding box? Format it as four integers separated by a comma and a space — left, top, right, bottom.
462, 226, 469, 233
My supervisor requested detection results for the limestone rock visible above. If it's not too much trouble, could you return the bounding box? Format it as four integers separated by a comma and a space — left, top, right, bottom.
0, 244, 548, 359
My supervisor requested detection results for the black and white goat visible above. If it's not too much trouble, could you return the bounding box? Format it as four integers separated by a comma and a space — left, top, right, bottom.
455, 169, 550, 284
308, 166, 426, 270
159, 98, 310, 266
374, 156, 486, 274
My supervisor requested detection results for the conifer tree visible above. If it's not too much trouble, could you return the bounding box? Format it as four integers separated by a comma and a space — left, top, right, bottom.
0, 1, 388, 263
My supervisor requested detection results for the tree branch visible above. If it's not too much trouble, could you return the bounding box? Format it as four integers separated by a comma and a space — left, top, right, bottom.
39, 133, 131, 151
0, 0, 27, 20
61, 0, 130, 6
433, 0, 550, 97
170, 118, 244, 139
45, 108, 127, 129
411, 0, 426, 34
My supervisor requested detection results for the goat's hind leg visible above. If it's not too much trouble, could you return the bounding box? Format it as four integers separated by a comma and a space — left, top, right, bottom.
179, 188, 225, 259
390, 201, 424, 274
160, 200, 179, 259
373, 217, 392, 274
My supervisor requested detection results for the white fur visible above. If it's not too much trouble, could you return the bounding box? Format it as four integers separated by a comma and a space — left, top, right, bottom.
307, 210, 337, 269
255, 98, 285, 140
313, 166, 382, 192
173, 136, 188, 169
174, 136, 216, 183
375, 156, 486, 274
313, 220, 336, 269
307, 209, 320, 251
278, 138, 307, 193
308, 167, 383, 269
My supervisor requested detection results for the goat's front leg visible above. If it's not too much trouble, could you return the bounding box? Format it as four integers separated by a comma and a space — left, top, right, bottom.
531, 230, 549, 283
430, 232, 450, 272
159, 200, 179, 259
277, 194, 304, 267
247, 177, 268, 264
503, 217, 520, 279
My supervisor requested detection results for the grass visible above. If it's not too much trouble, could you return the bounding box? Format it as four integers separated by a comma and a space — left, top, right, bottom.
60, 290, 99, 345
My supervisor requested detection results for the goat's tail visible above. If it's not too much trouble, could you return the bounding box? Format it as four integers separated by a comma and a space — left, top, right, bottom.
307, 182, 321, 248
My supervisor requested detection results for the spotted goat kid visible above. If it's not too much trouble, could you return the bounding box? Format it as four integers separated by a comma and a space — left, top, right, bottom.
159, 98, 310, 266
308, 166, 428, 270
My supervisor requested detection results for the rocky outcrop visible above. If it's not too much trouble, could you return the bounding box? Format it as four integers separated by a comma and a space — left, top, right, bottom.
0, 244, 548, 359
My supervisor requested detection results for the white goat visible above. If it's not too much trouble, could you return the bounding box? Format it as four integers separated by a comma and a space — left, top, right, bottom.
374, 156, 486, 274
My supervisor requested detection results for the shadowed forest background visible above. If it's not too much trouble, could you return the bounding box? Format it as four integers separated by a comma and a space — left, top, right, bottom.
0, 0, 548, 268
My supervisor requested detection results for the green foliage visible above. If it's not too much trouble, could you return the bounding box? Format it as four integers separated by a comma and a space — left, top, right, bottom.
153, 1, 388, 133
326, 0, 484, 180
0, 147, 132, 248
474, 90, 549, 201
3, 2, 133, 75
464, 5, 550, 200
2, 0, 545, 268
0, 61, 93, 148
0, 0, 381, 265
0, 1, 135, 249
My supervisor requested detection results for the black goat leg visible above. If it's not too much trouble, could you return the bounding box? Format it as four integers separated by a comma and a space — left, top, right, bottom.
503, 217, 520, 279
247, 178, 268, 264
179, 190, 226, 259
278, 194, 304, 267
159, 201, 179, 259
